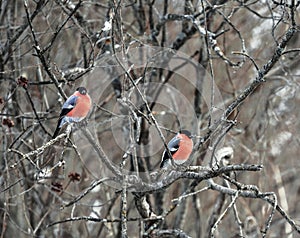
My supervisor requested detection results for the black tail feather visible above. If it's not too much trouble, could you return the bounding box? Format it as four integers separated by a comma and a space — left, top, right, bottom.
52, 125, 60, 139
52, 118, 62, 139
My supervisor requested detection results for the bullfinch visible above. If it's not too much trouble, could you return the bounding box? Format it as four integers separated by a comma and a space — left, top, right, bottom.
52, 87, 92, 138
160, 130, 194, 168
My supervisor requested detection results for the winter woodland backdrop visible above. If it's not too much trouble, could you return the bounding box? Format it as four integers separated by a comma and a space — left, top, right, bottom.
0, 1, 300, 237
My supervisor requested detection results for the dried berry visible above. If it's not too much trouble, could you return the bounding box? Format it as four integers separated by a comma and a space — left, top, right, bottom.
68, 172, 81, 182
2, 118, 14, 128
17, 76, 28, 88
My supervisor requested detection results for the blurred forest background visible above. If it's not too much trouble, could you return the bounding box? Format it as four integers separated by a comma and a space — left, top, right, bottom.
0, 0, 300, 237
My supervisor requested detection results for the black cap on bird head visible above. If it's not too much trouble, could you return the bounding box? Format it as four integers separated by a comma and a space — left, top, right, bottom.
180, 129, 192, 138
76, 87, 87, 95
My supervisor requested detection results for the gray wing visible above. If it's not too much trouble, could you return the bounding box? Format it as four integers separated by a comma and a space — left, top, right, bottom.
160, 135, 180, 168
167, 136, 180, 153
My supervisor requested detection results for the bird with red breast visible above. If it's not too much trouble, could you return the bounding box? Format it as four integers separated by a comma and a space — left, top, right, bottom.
52, 87, 92, 138
160, 130, 194, 169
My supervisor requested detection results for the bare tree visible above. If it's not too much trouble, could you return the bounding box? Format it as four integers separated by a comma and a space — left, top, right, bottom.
1, 1, 300, 237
